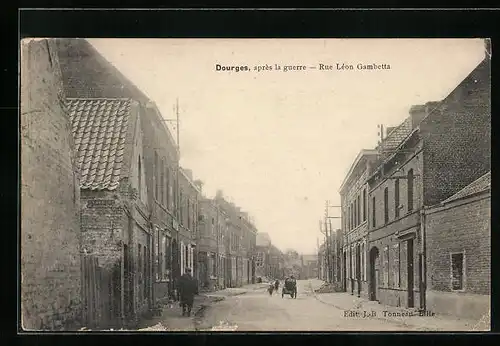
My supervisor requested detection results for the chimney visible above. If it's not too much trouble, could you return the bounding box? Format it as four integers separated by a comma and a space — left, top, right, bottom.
385, 127, 396, 137
193, 179, 203, 192
409, 101, 440, 128
216, 189, 224, 199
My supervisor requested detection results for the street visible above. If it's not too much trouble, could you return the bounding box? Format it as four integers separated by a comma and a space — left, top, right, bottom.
196, 280, 412, 331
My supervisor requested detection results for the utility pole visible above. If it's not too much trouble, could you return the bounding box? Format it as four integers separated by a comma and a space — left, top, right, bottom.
163, 98, 181, 293
324, 200, 341, 284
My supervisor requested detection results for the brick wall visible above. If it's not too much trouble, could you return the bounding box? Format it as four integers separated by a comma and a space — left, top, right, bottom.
20, 39, 82, 330
80, 190, 124, 269
421, 58, 491, 205
425, 193, 490, 319
426, 194, 490, 295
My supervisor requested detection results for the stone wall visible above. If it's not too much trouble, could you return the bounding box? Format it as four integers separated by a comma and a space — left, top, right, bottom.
20, 39, 82, 330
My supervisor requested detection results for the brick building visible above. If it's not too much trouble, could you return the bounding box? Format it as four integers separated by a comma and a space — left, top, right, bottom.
365, 51, 490, 310
68, 96, 153, 327
197, 198, 220, 291
177, 168, 200, 282
214, 190, 256, 287
339, 149, 378, 298
21, 39, 82, 330
55, 38, 186, 326
140, 100, 180, 305
425, 172, 490, 320
300, 255, 318, 279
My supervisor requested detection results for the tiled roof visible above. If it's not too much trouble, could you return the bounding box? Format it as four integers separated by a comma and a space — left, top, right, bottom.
379, 116, 413, 153
68, 98, 132, 190
442, 172, 491, 204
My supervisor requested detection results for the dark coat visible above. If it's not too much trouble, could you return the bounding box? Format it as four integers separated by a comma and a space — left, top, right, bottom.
178, 274, 198, 303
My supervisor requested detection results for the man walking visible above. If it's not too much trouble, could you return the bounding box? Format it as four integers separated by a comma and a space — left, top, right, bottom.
178, 268, 198, 317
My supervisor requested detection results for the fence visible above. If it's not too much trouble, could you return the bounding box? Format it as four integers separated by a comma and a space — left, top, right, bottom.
81, 254, 122, 329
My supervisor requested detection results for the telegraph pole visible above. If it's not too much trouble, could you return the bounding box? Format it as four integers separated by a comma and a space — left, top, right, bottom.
324, 200, 341, 284
163, 98, 181, 294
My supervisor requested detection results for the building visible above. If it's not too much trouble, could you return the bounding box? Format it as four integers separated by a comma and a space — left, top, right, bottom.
255, 233, 271, 280
365, 50, 490, 309
239, 212, 258, 285
21, 39, 82, 330
55, 38, 186, 327
197, 197, 221, 291
424, 172, 490, 320
178, 168, 200, 282
140, 99, 180, 305
300, 255, 318, 279
339, 149, 378, 298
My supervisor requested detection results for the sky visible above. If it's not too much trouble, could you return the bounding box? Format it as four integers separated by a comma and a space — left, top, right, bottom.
88, 38, 485, 254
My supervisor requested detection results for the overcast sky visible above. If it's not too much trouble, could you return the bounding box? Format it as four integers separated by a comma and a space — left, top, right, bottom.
88, 38, 485, 254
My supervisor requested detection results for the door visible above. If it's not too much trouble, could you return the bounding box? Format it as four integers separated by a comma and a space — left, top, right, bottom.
356, 245, 361, 296
369, 247, 380, 301
407, 239, 414, 308
123, 244, 133, 320
343, 252, 347, 292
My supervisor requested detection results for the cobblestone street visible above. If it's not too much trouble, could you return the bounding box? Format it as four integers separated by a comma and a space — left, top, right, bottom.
166, 280, 488, 332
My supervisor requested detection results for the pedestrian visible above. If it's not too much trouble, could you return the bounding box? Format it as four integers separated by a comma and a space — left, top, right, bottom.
268, 282, 274, 296
177, 268, 198, 317
274, 279, 280, 292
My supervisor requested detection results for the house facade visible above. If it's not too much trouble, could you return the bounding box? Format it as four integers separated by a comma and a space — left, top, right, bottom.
365, 52, 490, 310
339, 149, 378, 298
197, 198, 220, 291
178, 168, 200, 281
424, 172, 490, 320
21, 39, 83, 330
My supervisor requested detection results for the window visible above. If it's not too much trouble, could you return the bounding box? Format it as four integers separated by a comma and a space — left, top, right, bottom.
383, 246, 389, 287
212, 253, 217, 276
363, 242, 367, 281
138, 244, 143, 284
186, 199, 191, 229
384, 187, 389, 224
348, 206, 351, 230
165, 237, 171, 280
138, 155, 142, 198
407, 169, 414, 212
357, 195, 361, 225
166, 168, 171, 209
363, 189, 367, 222
393, 243, 400, 288
395, 178, 400, 218
154, 152, 159, 200
155, 229, 160, 281
143, 245, 147, 297
372, 197, 376, 228
179, 190, 184, 225
451, 252, 465, 291
160, 158, 165, 205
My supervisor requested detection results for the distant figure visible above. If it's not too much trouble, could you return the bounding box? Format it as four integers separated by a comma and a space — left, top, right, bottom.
177, 268, 198, 317
274, 279, 280, 292
268, 282, 274, 296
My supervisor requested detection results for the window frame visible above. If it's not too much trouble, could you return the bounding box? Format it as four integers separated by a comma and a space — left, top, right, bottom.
450, 251, 466, 292
384, 187, 389, 224
372, 196, 376, 228
394, 178, 400, 218
407, 169, 414, 212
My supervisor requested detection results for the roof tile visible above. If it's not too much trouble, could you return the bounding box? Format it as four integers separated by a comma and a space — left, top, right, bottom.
68, 98, 132, 191
442, 172, 491, 204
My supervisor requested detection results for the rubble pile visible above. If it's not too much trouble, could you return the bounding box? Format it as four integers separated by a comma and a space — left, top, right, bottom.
314, 283, 338, 293
138, 322, 168, 331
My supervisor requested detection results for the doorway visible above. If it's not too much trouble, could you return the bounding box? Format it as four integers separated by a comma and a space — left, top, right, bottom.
407, 239, 414, 308
343, 251, 347, 292
369, 247, 380, 301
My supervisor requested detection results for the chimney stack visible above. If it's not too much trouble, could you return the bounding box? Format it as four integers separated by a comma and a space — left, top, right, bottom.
409, 101, 439, 128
